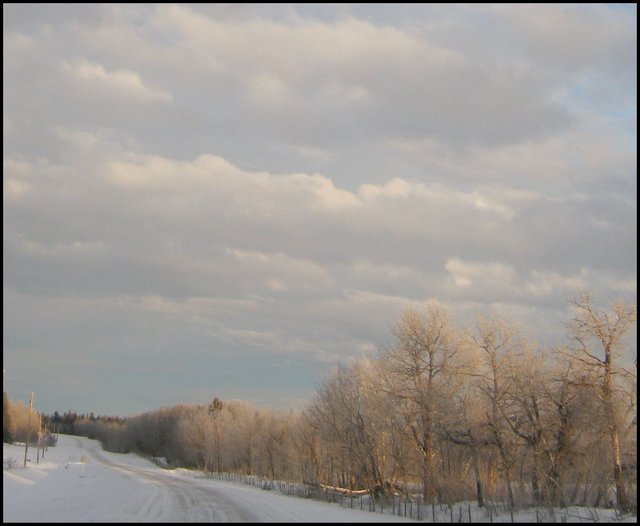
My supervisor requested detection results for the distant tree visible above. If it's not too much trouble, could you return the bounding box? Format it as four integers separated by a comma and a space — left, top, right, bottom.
209, 398, 224, 415
208, 398, 224, 472
3, 391, 13, 443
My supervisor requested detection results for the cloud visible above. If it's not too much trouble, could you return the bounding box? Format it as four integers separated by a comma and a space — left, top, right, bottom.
386, 111, 636, 195
62, 59, 172, 103
5, 144, 634, 302
445, 258, 516, 289
3, 178, 32, 202
225, 248, 332, 294
490, 4, 636, 76
44, 4, 574, 150
3, 4, 635, 415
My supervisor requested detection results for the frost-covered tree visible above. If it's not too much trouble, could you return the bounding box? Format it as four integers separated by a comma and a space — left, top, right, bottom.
379, 305, 462, 503
469, 311, 523, 510
307, 361, 388, 490
565, 290, 636, 512
3, 391, 14, 443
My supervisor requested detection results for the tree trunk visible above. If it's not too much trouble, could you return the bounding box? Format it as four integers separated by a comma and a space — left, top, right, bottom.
471, 446, 484, 507
611, 427, 628, 511
422, 427, 435, 502
531, 448, 541, 504
605, 347, 628, 512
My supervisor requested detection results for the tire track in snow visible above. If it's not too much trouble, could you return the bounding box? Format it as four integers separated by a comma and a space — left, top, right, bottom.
72, 436, 262, 521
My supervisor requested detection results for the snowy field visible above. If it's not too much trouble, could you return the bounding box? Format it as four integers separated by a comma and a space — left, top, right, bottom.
3, 434, 636, 523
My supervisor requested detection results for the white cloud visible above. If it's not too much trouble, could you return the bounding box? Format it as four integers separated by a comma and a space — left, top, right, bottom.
62, 59, 172, 103
4, 157, 31, 176
54, 126, 101, 148
445, 258, 517, 289
3, 158, 33, 202
226, 248, 331, 293
246, 74, 291, 108
3, 178, 32, 202
526, 269, 637, 298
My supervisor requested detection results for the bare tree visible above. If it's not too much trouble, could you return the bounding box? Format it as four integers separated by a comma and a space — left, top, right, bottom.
440, 374, 488, 507
565, 290, 636, 512
470, 311, 524, 510
380, 304, 461, 503
538, 357, 580, 507
307, 361, 389, 492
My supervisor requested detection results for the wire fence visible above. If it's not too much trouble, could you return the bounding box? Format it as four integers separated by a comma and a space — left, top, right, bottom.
193, 471, 623, 522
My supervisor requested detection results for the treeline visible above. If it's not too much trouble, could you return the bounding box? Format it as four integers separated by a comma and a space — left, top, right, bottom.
42, 291, 637, 512
42, 411, 125, 437
49, 399, 305, 482
301, 292, 636, 513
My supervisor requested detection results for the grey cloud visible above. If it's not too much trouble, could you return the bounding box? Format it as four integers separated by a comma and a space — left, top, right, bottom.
5, 147, 634, 304
5, 5, 576, 160
3, 4, 635, 415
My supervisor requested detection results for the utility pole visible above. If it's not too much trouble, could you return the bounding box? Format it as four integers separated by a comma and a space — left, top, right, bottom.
36, 414, 40, 464
23, 392, 33, 468
37, 413, 44, 463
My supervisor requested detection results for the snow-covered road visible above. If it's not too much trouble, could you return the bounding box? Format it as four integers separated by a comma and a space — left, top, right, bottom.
78, 437, 262, 522
3, 434, 412, 522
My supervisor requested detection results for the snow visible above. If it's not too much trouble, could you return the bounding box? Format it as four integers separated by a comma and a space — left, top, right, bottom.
3, 435, 637, 522
3, 435, 412, 522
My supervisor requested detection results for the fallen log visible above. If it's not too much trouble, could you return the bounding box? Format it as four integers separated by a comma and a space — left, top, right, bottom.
303, 481, 370, 496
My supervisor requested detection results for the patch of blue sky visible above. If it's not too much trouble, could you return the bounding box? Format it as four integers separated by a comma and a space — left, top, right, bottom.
558, 73, 636, 122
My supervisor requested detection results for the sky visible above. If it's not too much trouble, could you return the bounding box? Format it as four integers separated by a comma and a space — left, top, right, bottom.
3, 3, 637, 417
